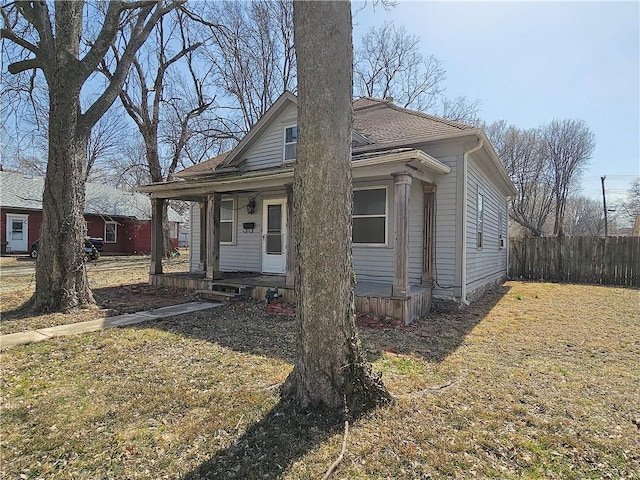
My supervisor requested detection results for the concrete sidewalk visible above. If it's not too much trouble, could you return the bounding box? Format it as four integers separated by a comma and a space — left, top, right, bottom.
0, 301, 221, 349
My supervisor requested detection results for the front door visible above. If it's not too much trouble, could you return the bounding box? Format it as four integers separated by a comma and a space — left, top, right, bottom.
262, 198, 287, 274
6, 214, 29, 253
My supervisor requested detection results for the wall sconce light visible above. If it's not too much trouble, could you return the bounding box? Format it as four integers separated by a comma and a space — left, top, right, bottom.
247, 196, 256, 215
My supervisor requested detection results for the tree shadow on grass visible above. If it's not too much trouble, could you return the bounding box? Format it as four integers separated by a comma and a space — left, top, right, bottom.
148, 285, 512, 366
182, 402, 343, 480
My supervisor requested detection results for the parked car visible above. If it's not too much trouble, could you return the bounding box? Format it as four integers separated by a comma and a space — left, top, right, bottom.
30, 237, 104, 261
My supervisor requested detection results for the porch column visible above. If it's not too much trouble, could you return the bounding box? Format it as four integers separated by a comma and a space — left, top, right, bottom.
205, 193, 222, 281
422, 183, 436, 286
392, 173, 412, 298
150, 197, 164, 275
285, 185, 295, 287
198, 200, 207, 271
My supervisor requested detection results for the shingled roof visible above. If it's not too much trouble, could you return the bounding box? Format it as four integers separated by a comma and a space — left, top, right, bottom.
0, 170, 184, 222
177, 94, 476, 177
353, 97, 474, 144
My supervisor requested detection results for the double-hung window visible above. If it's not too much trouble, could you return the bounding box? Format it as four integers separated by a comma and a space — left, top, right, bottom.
284, 126, 298, 162
353, 187, 387, 245
220, 199, 234, 244
105, 221, 117, 243
476, 192, 484, 249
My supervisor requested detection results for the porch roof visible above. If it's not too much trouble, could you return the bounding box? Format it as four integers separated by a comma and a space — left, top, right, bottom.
137, 148, 450, 200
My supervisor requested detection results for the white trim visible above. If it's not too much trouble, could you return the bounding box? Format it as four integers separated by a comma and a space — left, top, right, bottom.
283, 125, 298, 163
353, 185, 388, 247
261, 197, 287, 274
104, 221, 118, 243
476, 190, 484, 250
220, 197, 235, 245
5, 213, 29, 252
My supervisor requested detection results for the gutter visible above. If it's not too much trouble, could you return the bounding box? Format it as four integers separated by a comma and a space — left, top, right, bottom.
461, 137, 483, 305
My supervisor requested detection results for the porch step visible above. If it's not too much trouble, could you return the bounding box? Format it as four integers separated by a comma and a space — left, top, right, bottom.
196, 283, 252, 302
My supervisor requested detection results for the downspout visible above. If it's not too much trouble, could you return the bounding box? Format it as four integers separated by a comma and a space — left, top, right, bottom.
461, 137, 483, 305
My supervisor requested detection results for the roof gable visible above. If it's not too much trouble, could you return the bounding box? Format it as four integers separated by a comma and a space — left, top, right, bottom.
221, 91, 298, 168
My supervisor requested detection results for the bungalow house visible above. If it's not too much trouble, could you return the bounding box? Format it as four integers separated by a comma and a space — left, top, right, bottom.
0, 170, 185, 255
139, 92, 516, 323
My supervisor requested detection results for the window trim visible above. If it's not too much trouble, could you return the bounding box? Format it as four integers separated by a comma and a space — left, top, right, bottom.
476, 191, 484, 250
498, 206, 505, 249
104, 221, 118, 244
283, 125, 298, 163
220, 197, 235, 246
353, 185, 389, 247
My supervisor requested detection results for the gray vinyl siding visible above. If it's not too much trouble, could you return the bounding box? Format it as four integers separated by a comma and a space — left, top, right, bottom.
220, 193, 262, 272
352, 180, 395, 284
465, 156, 508, 295
189, 194, 263, 273
240, 104, 298, 172
352, 179, 425, 286
430, 154, 460, 298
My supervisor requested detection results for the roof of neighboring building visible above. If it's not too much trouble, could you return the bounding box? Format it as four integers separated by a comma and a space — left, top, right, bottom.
0, 170, 185, 222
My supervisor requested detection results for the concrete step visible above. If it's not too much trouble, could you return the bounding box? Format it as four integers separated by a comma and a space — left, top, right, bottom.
197, 287, 251, 302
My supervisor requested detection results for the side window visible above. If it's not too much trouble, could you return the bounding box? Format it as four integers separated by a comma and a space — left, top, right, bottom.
498, 206, 505, 249
105, 222, 117, 243
353, 188, 387, 245
476, 192, 484, 249
284, 126, 298, 162
220, 199, 234, 244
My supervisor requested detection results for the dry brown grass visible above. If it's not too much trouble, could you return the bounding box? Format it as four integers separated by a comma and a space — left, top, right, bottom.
1, 281, 639, 479
0, 255, 196, 334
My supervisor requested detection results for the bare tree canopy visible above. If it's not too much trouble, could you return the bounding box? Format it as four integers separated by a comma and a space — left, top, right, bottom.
282, 0, 392, 414
1, 0, 183, 312
485, 121, 554, 237
202, 0, 296, 133
354, 21, 480, 124
543, 119, 596, 236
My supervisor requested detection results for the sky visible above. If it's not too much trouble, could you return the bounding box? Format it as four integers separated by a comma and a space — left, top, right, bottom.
353, 0, 640, 207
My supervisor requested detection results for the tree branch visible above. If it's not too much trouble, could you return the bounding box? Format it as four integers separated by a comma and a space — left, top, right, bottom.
7, 57, 41, 74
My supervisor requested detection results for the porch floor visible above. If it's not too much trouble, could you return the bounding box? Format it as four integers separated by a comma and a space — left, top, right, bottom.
150, 271, 431, 323
156, 271, 429, 298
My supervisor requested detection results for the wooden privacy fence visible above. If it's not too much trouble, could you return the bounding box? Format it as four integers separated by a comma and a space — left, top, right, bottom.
509, 236, 640, 286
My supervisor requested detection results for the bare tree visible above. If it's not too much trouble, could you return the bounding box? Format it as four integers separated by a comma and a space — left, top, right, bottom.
354, 21, 480, 123
1, 1, 182, 312
619, 178, 640, 228
542, 119, 596, 236
202, 0, 296, 133
564, 195, 605, 236
282, 0, 392, 414
485, 121, 554, 236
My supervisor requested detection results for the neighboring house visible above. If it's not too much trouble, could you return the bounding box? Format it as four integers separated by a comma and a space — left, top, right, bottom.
0, 170, 185, 255
139, 92, 516, 322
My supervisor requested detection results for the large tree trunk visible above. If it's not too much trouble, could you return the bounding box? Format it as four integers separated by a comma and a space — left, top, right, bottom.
281, 0, 392, 415
31, 2, 94, 312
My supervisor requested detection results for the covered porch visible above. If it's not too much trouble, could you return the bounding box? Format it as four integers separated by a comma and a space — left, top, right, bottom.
149, 271, 431, 325
140, 148, 447, 324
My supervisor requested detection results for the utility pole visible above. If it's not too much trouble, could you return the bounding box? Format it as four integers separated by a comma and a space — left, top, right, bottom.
601, 175, 608, 237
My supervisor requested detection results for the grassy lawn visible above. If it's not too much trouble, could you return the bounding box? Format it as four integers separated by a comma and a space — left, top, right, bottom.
1, 281, 639, 478
0, 254, 196, 334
